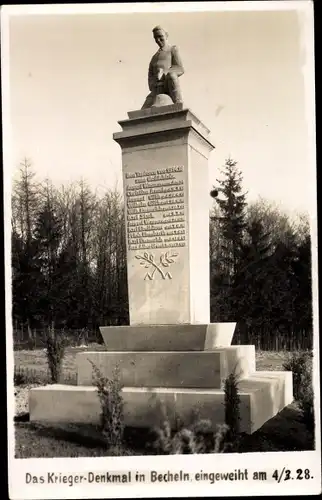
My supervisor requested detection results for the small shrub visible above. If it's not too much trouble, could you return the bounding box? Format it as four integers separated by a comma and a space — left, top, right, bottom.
148, 404, 229, 455
298, 381, 315, 434
172, 427, 199, 454
150, 419, 201, 455
44, 326, 66, 383
283, 351, 314, 434
148, 403, 173, 454
90, 361, 124, 452
149, 407, 203, 455
283, 350, 312, 401
188, 413, 213, 453
224, 371, 241, 445
213, 423, 230, 453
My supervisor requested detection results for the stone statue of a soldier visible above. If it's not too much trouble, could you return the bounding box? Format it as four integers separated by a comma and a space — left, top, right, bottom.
142, 26, 184, 109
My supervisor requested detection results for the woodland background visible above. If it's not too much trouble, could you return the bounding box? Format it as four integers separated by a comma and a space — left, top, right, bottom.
11, 158, 312, 350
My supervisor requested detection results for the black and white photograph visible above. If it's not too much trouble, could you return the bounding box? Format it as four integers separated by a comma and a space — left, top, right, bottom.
2, 1, 320, 498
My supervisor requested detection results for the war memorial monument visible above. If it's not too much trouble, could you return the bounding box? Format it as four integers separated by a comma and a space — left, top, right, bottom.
29, 27, 293, 435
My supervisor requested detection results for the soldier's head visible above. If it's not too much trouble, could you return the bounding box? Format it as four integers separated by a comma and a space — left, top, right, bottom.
152, 26, 168, 49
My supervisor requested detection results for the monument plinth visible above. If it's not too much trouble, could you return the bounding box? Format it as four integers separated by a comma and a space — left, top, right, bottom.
114, 104, 213, 326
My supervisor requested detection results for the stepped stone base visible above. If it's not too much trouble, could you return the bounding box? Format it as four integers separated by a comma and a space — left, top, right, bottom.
29, 371, 293, 434
76, 346, 256, 387
99, 323, 236, 351
28, 322, 293, 435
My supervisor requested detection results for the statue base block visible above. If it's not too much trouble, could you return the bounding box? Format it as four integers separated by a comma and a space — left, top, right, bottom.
29, 371, 292, 434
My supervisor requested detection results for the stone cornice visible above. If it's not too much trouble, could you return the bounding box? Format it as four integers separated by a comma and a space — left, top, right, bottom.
113, 105, 215, 153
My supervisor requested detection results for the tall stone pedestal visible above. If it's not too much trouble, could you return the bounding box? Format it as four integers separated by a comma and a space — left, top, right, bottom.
29, 104, 293, 435
114, 103, 213, 325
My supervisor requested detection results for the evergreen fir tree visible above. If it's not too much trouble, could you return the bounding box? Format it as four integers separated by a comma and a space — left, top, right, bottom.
212, 158, 247, 279
210, 158, 247, 322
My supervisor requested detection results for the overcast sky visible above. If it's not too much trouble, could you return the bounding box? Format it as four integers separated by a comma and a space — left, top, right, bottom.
6, 3, 316, 216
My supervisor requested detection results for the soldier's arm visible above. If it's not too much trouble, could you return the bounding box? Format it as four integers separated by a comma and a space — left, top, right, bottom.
148, 61, 155, 91
169, 45, 184, 77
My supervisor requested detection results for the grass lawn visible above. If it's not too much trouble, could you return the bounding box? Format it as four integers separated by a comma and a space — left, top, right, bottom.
13, 347, 315, 458
14, 343, 107, 384
15, 422, 143, 457
14, 402, 314, 458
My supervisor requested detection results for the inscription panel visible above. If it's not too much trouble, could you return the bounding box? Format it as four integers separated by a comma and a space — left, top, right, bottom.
125, 165, 187, 251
